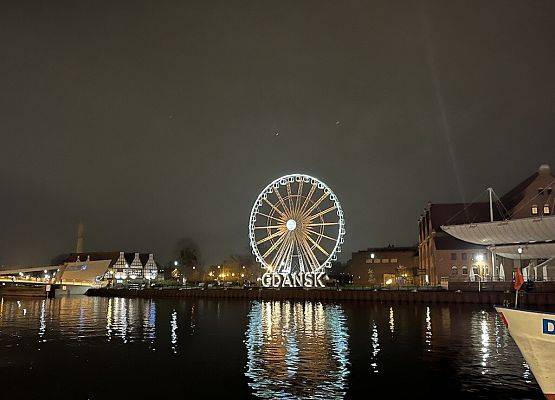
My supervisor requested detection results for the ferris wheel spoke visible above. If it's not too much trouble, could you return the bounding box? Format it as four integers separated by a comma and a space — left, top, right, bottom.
306, 205, 337, 221
299, 183, 317, 216
306, 229, 337, 242
294, 181, 304, 215
270, 232, 293, 271
277, 235, 295, 273
256, 229, 286, 245
306, 222, 339, 227
256, 211, 285, 223
286, 181, 295, 214
273, 187, 291, 216
262, 231, 288, 258
298, 236, 320, 271
254, 224, 284, 230
306, 234, 330, 256
263, 197, 288, 219
302, 192, 330, 219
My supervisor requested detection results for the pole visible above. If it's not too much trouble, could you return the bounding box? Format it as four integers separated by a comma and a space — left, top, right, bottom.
487, 188, 497, 281
488, 188, 494, 222
515, 289, 519, 309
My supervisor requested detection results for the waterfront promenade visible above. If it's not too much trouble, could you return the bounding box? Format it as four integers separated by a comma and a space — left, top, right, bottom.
87, 287, 554, 306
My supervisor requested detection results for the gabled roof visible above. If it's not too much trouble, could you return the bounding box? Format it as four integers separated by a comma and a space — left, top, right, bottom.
500, 171, 539, 212
66, 252, 155, 267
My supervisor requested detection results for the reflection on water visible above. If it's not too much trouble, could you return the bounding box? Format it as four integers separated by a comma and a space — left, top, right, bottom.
245, 301, 349, 400
370, 320, 380, 374
425, 306, 432, 351
170, 309, 178, 354
388, 306, 395, 334
0, 296, 544, 399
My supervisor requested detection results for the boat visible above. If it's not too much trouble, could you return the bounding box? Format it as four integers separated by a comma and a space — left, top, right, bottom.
496, 306, 555, 399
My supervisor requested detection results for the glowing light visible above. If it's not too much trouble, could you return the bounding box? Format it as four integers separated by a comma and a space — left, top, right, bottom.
476, 254, 484, 262
286, 219, 297, 231
385, 278, 393, 285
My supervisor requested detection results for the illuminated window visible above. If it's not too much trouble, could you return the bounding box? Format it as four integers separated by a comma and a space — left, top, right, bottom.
531, 205, 538, 215
382, 259, 389, 263
461, 266, 468, 275
390, 258, 398, 263
374, 259, 381, 263
544, 204, 551, 215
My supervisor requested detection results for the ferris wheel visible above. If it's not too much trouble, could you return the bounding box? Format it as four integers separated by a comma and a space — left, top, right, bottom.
249, 174, 345, 274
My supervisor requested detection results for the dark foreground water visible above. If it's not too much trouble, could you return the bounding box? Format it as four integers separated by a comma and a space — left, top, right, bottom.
0, 296, 544, 400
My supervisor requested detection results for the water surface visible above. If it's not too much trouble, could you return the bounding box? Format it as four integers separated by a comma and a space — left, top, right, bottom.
0, 296, 543, 399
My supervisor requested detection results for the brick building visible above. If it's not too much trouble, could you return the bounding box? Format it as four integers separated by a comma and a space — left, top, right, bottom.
348, 245, 418, 286
419, 164, 554, 286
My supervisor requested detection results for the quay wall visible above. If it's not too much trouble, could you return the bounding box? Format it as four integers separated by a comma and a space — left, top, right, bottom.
87, 288, 555, 306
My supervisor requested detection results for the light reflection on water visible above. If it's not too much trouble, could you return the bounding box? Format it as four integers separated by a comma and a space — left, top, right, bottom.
245, 301, 349, 400
0, 296, 544, 399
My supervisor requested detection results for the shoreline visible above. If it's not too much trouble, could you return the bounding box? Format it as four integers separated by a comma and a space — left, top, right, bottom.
86, 287, 555, 306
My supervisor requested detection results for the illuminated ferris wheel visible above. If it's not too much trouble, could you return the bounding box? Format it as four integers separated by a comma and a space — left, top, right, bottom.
249, 174, 345, 274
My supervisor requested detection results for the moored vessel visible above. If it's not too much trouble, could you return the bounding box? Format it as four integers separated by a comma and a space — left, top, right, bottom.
496, 307, 555, 399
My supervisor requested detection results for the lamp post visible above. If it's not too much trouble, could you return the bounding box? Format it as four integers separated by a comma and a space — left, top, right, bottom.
516, 247, 523, 308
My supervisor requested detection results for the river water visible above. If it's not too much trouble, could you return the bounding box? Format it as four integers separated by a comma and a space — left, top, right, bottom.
0, 296, 543, 399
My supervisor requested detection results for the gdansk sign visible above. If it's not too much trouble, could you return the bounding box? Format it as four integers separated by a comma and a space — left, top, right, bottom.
261, 271, 326, 288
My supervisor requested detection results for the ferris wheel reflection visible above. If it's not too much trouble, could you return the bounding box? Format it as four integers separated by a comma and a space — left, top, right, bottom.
245, 300, 349, 400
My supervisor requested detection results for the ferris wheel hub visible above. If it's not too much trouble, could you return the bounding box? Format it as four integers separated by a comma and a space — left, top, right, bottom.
286, 219, 297, 231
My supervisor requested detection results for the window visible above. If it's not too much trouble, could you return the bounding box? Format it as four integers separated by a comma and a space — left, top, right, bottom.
374, 259, 381, 263
538, 187, 544, 195
451, 266, 458, 275
390, 258, 398, 263
461, 253, 467, 261
451, 253, 457, 260
461, 266, 468, 275
382, 259, 389, 263
532, 205, 538, 215
544, 204, 551, 215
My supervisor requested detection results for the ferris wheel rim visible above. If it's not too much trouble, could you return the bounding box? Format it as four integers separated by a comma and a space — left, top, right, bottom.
249, 173, 345, 273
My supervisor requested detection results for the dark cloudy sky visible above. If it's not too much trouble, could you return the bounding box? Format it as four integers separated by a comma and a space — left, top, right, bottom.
1, 0, 554, 266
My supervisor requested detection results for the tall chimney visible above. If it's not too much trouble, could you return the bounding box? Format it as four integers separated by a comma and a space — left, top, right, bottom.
76, 221, 84, 253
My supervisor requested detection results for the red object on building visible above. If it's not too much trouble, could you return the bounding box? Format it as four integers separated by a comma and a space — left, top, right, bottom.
514, 267, 525, 290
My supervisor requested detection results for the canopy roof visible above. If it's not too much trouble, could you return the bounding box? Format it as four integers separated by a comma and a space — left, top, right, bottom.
491, 242, 555, 260
441, 215, 555, 246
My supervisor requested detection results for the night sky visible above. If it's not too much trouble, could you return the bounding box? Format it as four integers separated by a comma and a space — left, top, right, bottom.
1, 1, 554, 267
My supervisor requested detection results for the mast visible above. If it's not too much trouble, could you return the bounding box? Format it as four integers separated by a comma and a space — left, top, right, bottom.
487, 188, 497, 281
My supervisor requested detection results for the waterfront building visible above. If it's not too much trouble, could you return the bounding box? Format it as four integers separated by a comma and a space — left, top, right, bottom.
62, 251, 159, 284
348, 245, 418, 286
419, 164, 554, 285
